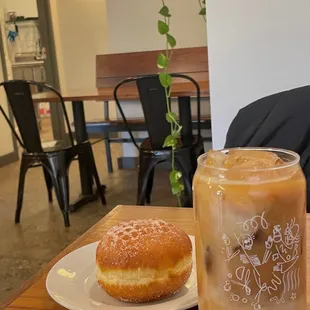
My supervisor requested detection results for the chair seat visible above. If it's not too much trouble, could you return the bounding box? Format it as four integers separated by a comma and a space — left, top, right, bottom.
23, 140, 92, 157
41, 140, 75, 153
140, 135, 202, 152
27, 139, 87, 154
17, 139, 105, 227
137, 134, 204, 207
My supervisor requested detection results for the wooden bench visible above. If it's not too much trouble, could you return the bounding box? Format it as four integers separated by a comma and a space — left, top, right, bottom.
87, 115, 212, 142
96, 46, 208, 87
87, 46, 209, 172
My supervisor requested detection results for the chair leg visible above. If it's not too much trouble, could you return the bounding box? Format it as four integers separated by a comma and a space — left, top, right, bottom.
47, 155, 71, 227
145, 168, 155, 204
175, 156, 194, 208
43, 167, 53, 202
89, 145, 106, 205
137, 156, 157, 206
197, 139, 205, 158
15, 156, 30, 224
177, 144, 204, 207
57, 173, 70, 227
104, 133, 113, 173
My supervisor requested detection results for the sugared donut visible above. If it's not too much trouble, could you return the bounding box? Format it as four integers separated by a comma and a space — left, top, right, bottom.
95, 219, 193, 303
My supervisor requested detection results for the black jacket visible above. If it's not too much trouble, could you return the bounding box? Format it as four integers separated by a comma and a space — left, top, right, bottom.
225, 85, 310, 211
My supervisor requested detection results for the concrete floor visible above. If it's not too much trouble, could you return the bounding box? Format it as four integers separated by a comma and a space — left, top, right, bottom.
0, 140, 177, 304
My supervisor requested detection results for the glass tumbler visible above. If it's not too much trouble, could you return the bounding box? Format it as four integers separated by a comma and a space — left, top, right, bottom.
193, 148, 307, 310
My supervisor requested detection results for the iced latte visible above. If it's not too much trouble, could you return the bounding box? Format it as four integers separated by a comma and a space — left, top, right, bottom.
193, 148, 306, 310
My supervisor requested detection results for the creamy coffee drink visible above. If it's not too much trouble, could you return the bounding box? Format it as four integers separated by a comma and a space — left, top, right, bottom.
193, 149, 307, 310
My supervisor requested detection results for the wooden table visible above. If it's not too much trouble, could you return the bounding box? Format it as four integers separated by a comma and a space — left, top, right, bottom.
33, 81, 210, 209
32, 81, 210, 103
3, 205, 310, 309
2, 206, 196, 310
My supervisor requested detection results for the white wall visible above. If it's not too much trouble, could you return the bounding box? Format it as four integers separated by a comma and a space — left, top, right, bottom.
106, 0, 207, 53
1, 0, 38, 18
50, 0, 109, 122
51, 0, 108, 90
50, 0, 209, 158
0, 97, 14, 156
0, 7, 15, 156
106, 0, 208, 157
207, 0, 310, 149
0, 51, 15, 156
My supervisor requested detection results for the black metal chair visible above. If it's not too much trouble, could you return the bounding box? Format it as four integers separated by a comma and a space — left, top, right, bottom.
0, 80, 106, 227
113, 74, 204, 207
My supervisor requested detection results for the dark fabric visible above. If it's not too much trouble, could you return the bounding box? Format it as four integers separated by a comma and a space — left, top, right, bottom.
225, 85, 310, 212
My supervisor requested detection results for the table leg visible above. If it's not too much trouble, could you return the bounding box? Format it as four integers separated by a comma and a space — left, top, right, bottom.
104, 100, 113, 173
70, 100, 100, 211
178, 96, 194, 146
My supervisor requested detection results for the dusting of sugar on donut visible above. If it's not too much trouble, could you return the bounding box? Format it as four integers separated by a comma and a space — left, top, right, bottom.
97, 219, 191, 263
95, 218, 193, 302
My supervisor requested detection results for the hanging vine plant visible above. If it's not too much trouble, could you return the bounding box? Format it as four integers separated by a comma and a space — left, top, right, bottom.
157, 1, 184, 206
157, 0, 206, 206
198, 0, 206, 21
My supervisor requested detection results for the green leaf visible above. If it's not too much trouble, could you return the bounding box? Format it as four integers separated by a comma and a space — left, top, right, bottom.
171, 182, 185, 195
165, 74, 173, 87
166, 112, 177, 123
167, 34, 177, 48
159, 6, 171, 17
158, 21, 169, 35
199, 8, 206, 15
176, 125, 183, 134
157, 53, 169, 69
173, 134, 180, 143
163, 135, 177, 148
202, 0, 206, 4
159, 73, 173, 88
169, 170, 182, 183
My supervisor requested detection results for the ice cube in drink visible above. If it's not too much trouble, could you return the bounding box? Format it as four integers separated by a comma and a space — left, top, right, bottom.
193, 148, 306, 310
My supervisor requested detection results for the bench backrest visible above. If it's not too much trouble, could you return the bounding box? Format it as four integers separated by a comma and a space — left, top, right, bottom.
96, 46, 208, 88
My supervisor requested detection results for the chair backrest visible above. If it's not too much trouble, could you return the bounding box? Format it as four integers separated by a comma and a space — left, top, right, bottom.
96, 47, 208, 88
0, 80, 74, 153
113, 74, 201, 150
136, 76, 171, 148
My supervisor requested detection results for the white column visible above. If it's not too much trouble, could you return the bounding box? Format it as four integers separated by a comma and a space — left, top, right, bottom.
207, 0, 310, 149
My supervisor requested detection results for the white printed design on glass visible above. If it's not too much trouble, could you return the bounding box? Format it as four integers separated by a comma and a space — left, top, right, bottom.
221, 212, 301, 310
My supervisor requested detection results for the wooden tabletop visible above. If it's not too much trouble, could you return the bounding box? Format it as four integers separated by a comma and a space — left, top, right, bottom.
32, 81, 210, 103
2, 206, 195, 310
3, 205, 310, 309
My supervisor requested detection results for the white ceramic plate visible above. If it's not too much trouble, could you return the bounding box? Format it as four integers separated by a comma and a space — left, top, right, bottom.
46, 235, 197, 310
